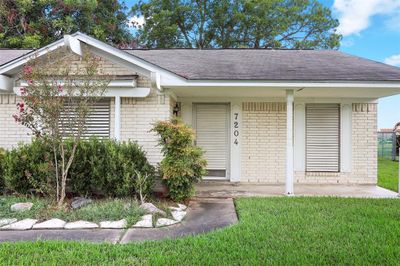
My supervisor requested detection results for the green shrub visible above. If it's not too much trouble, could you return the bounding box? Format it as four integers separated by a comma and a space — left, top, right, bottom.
3, 139, 55, 196
0, 147, 6, 192
3, 138, 155, 198
68, 138, 155, 197
152, 118, 207, 201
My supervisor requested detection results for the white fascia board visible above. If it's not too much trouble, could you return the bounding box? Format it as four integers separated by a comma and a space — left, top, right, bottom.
20, 79, 137, 88
162, 79, 400, 89
73, 32, 185, 83
13, 86, 150, 98
103, 87, 150, 97
0, 39, 65, 75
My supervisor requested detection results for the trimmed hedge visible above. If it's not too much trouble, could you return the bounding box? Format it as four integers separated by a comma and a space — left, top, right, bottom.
0, 148, 5, 192
3, 138, 155, 198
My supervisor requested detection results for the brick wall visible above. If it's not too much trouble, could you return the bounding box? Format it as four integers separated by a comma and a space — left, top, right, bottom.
0, 94, 31, 149
0, 49, 174, 165
294, 103, 377, 184
241, 102, 377, 184
351, 103, 377, 183
118, 92, 172, 165
241, 102, 286, 183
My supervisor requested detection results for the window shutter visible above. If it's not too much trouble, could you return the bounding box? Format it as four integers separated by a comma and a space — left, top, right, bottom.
306, 103, 340, 172
60, 98, 110, 138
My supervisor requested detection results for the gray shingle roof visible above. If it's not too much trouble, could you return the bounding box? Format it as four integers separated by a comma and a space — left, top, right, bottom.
1, 48, 400, 82
125, 49, 400, 81
0, 49, 32, 66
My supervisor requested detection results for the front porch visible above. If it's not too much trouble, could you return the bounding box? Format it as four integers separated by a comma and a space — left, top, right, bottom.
195, 182, 398, 198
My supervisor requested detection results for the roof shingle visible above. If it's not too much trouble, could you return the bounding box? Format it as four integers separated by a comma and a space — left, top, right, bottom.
1, 48, 400, 82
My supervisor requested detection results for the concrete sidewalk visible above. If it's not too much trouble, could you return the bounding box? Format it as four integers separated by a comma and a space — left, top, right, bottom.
196, 183, 399, 198
0, 198, 238, 244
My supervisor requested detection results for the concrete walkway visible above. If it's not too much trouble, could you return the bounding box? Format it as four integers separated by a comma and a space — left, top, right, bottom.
196, 182, 398, 198
0, 198, 238, 244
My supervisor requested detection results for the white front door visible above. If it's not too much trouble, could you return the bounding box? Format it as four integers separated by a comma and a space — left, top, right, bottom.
193, 103, 230, 180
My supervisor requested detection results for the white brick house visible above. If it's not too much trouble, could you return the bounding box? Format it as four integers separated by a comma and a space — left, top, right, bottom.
1, 32, 400, 194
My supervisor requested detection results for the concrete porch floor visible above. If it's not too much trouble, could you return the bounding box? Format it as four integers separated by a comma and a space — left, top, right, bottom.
195, 182, 399, 198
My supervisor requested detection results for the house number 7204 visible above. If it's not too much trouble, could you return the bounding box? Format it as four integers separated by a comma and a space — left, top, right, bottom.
233, 112, 239, 145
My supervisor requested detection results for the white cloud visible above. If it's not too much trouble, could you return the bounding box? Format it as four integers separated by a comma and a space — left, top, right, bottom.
128, 16, 145, 28
333, 0, 400, 36
384, 54, 400, 66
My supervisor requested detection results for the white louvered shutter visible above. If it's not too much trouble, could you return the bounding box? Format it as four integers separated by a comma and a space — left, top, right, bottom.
60, 98, 110, 138
194, 104, 229, 178
306, 104, 340, 172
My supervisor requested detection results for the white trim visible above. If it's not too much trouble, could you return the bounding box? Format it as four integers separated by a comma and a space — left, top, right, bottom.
20, 79, 137, 88
151, 72, 161, 91
181, 101, 193, 126
340, 103, 353, 172
114, 96, 121, 141
64, 35, 82, 56
0, 39, 65, 74
163, 79, 400, 89
285, 90, 294, 195
13, 86, 150, 98
0, 75, 13, 91
230, 101, 242, 182
294, 103, 306, 172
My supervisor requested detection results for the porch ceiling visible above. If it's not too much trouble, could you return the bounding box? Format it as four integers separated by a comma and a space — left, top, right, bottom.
167, 86, 400, 99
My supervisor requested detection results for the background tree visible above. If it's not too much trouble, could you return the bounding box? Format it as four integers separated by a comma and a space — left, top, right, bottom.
0, 0, 132, 48
132, 0, 341, 49
14, 48, 109, 206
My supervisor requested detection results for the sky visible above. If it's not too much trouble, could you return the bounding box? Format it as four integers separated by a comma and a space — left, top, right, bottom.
124, 0, 400, 129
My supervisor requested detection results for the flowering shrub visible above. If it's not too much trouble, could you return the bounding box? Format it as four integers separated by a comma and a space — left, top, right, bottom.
152, 118, 207, 201
13, 48, 109, 206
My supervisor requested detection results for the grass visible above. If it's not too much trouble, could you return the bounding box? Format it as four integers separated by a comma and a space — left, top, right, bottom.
1, 197, 400, 265
378, 158, 399, 192
0, 197, 145, 227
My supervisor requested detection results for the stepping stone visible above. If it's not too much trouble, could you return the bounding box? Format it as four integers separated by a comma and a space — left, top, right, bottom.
140, 203, 166, 216
64, 221, 98, 229
132, 214, 153, 228
1, 219, 37, 230
71, 197, 92, 209
156, 218, 179, 227
32, 218, 66, 229
171, 210, 187, 222
100, 219, 127, 229
169, 203, 187, 212
178, 204, 187, 210
0, 218, 17, 227
10, 202, 33, 212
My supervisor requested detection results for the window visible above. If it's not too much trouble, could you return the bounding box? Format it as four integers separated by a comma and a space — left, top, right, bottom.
306, 103, 340, 172
59, 98, 110, 138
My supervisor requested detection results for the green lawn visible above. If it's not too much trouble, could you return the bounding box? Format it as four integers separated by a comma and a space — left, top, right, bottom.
378, 158, 399, 192
1, 197, 400, 265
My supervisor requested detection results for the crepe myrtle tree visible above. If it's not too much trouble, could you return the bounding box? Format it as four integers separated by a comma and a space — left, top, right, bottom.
13, 49, 110, 206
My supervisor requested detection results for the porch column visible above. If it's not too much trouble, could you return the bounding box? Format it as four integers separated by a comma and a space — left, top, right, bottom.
114, 96, 121, 141
285, 90, 294, 195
